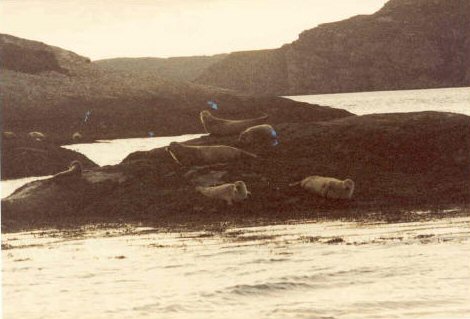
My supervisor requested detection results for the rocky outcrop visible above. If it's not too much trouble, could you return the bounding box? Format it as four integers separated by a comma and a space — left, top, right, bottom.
0, 34, 350, 144
3, 111, 469, 232
195, 0, 470, 95
1, 136, 98, 180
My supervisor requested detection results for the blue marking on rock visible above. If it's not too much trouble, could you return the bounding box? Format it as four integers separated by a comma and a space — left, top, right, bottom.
208, 101, 218, 110
84, 110, 92, 122
271, 128, 278, 138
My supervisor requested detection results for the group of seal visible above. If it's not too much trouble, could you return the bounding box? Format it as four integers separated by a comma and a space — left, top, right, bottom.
168, 109, 355, 205
2, 130, 46, 141
200, 110, 277, 147
3, 131, 83, 142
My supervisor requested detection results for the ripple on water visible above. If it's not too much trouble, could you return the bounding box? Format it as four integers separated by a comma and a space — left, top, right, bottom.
2, 216, 470, 319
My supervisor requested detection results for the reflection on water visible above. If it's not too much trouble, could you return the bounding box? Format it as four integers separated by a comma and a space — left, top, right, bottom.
1, 134, 204, 199
62, 133, 205, 166
3, 216, 470, 319
286, 87, 470, 116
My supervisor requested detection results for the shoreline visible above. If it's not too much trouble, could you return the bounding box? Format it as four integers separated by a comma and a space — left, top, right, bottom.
3, 202, 468, 235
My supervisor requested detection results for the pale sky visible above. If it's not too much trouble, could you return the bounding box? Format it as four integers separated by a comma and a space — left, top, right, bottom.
0, 0, 388, 60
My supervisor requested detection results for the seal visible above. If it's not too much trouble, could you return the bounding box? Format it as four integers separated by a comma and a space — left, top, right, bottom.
239, 124, 277, 146
195, 181, 251, 205
28, 131, 46, 141
200, 110, 269, 136
3, 131, 16, 139
290, 176, 355, 200
166, 142, 257, 166
72, 132, 82, 141
51, 160, 82, 181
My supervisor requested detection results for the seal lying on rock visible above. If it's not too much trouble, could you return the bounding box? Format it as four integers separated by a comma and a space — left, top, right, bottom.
195, 181, 250, 205
51, 160, 82, 181
290, 176, 355, 200
166, 142, 257, 166
200, 110, 269, 136
239, 124, 278, 146
28, 131, 46, 141
72, 132, 82, 141
3, 131, 16, 139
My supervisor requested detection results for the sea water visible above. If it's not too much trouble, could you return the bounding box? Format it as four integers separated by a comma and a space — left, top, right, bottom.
3, 216, 469, 318
286, 87, 470, 116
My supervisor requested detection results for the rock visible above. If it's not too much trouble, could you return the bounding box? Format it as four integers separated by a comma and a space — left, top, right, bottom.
2, 111, 469, 233
1, 136, 98, 180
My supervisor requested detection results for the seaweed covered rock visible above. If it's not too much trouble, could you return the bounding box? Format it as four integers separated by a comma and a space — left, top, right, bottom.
2, 111, 469, 232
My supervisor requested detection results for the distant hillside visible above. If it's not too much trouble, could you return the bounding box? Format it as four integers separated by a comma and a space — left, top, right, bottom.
195, 0, 470, 95
0, 34, 351, 144
0, 34, 91, 75
95, 55, 227, 82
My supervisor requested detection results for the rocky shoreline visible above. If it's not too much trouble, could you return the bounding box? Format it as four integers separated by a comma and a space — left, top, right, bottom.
1, 136, 98, 180
3, 111, 469, 233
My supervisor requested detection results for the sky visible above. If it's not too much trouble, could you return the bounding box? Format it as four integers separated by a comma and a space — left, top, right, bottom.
0, 0, 388, 60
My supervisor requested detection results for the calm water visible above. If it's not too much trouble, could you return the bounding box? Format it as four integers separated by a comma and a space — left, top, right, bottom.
1, 175, 52, 199
62, 133, 205, 166
286, 87, 470, 116
3, 215, 470, 319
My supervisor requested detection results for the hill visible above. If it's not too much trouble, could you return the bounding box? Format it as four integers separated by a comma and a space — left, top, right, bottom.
95, 55, 227, 82
0, 34, 351, 145
195, 0, 470, 95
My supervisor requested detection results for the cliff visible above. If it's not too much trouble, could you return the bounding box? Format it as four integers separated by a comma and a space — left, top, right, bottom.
195, 0, 470, 95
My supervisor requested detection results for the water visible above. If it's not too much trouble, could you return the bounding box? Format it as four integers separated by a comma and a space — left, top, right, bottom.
3, 216, 470, 319
0, 175, 52, 199
1, 134, 204, 199
62, 133, 205, 166
286, 87, 470, 116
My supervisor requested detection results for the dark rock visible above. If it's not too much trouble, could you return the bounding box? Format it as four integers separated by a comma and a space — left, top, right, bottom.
2, 111, 469, 233
326, 237, 345, 244
1, 136, 98, 180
